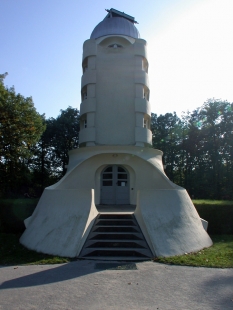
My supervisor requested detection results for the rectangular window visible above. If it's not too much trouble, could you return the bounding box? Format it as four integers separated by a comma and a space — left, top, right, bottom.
142, 58, 148, 73
144, 119, 148, 128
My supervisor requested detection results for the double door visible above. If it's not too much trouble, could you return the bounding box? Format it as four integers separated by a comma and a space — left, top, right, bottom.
100, 166, 129, 205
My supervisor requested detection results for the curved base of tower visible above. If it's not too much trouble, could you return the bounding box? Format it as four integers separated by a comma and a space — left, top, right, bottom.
20, 146, 212, 258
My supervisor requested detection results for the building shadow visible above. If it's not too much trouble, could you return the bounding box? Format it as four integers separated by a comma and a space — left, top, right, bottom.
0, 260, 134, 290
193, 271, 233, 309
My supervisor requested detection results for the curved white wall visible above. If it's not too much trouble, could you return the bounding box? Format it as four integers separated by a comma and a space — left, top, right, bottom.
79, 37, 152, 147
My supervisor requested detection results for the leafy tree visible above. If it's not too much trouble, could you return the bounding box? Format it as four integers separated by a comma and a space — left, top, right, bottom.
151, 99, 233, 199
151, 112, 182, 182
0, 74, 45, 196
29, 107, 80, 194
48, 106, 80, 176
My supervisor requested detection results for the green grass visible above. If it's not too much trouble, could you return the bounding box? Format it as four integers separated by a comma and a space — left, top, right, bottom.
0, 234, 71, 265
155, 235, 233, 268
0, 199, 232, 266
192, 199, 233, 206
0, 233, 233, 267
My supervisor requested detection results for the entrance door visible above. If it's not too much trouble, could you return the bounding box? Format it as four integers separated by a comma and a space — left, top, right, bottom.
101, 166, 129, 205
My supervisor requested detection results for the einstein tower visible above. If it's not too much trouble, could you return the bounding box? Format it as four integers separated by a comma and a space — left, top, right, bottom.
21, 9, 212, 259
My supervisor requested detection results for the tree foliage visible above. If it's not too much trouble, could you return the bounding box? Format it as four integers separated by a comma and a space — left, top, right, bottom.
0, 75, 45, 196
29, 107, 80, 195
152, 99, 233, 199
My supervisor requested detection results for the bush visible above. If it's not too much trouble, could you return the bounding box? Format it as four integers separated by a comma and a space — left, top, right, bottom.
1, 199, 232, 235
0, 199, 38, 233
193, 201, 233, 234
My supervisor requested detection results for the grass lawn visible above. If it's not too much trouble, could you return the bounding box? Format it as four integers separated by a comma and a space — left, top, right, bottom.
155, 235, 233, 268
0, 233, 232, 267
192, 200, 233, 206
0, 234, 71, 265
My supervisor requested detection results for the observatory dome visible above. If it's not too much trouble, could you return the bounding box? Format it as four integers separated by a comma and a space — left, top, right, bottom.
90, 17, 140, 39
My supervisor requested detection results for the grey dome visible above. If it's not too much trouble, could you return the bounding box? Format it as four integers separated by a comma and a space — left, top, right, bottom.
90, 17, 140, 39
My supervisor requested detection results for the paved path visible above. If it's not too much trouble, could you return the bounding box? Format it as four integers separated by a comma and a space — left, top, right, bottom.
0, 260, 232, 310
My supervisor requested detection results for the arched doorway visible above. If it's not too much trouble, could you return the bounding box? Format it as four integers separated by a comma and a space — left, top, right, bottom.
100, 165, 130, 205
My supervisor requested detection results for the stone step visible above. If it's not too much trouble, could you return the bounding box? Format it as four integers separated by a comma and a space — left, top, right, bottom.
81, 249, 151, 258
96, 214, 134, 219
84, 240, 148, 248
89, 232, 143, 240
84, 256, 148, 261
79, 213, 153, 260
93, 226, 140, 233
95, 220, 136, 226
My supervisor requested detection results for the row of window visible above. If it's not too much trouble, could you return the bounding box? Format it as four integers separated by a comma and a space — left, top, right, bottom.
80, 115, 149, 130
82, 55, 148, 74
81, 86, 149, 102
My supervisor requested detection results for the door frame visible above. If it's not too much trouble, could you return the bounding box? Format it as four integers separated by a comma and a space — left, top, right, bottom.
100, 165, 130, 205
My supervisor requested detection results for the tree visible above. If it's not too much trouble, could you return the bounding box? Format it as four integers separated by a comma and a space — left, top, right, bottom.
151, 100, 233, 199
0, 74, 45, 196
198, 99, 233, 199
48, 106, 80, 176
29, 107, 80, 194
151, 112, 182, 182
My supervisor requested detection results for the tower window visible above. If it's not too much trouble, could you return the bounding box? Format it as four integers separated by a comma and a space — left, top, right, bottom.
144, 115, 150, 129
142, 58, 148, 73
108, 43, 123, 48
81, 114, 87, 129
82, 58, 88, 73
143, 86, 149, 101
82, 86, 87, 101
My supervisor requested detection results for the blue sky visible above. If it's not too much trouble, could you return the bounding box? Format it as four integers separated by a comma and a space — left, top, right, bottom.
1, 0, 233, 118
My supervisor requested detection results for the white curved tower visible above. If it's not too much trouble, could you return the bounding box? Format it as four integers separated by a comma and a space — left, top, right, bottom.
20, 9, 212, 259
79, 11, 151, 147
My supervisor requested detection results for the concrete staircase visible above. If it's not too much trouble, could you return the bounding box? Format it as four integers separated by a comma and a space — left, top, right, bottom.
79, 214, 153, 261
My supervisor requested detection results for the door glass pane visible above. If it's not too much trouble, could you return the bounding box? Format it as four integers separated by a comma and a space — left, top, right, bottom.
117, 181, 127, 186
103, 181, 113, 186
118, 174, 127, 179
104, 167, 112, 172
103, 174, 112, 179
118, 167, 125, 172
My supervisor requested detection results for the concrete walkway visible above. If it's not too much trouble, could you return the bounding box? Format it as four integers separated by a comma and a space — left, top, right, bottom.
0, 260, 232, 310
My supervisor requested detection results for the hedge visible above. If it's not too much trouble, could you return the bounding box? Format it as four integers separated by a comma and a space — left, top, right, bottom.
194, 203, 233, 235
0, 199, 38, 233
0, 199, 232, 235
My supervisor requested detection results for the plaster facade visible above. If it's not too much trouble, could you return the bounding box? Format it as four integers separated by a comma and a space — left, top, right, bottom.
20, 9, 212, 258
80, 35, 151, 147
